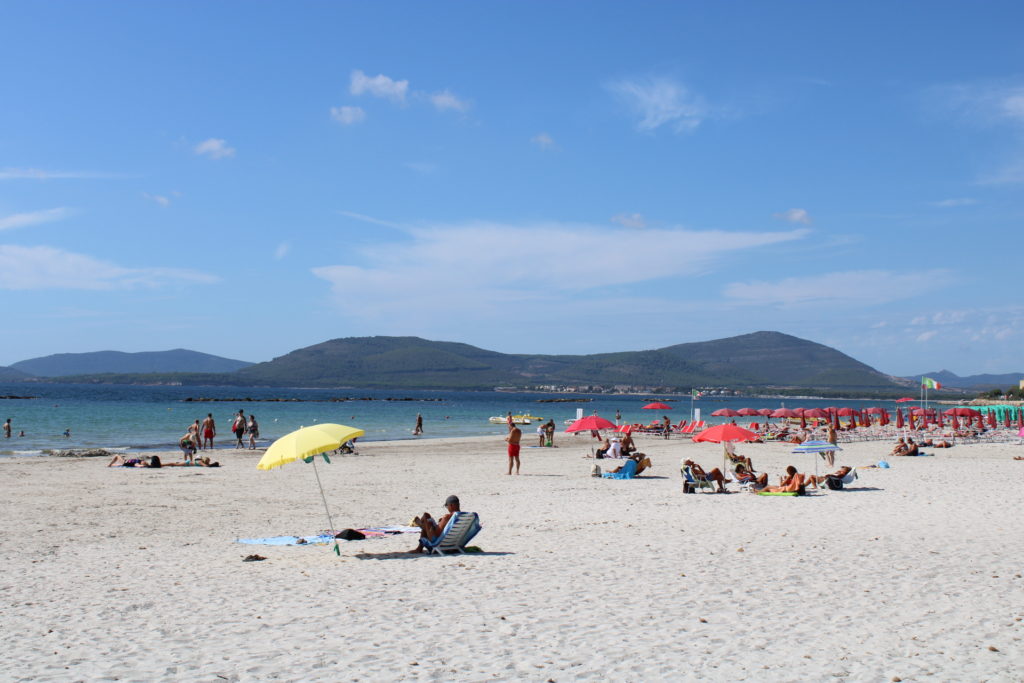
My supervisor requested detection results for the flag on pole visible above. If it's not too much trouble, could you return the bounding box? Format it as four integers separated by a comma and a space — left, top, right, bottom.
691, 389, 702, 399
921, 376, 942, 390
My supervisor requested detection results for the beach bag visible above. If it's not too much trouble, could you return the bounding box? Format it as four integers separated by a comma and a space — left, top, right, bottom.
825, 476, 843, 491
591, 464, 602, 477
335, 529, 365, 540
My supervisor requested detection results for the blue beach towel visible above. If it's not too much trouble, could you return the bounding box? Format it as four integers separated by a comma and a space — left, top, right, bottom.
602, 459, 638, 479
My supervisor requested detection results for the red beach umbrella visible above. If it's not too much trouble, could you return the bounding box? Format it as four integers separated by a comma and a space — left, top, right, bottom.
944, 407, 979, 417
879, 410, 889, 426
864, 407, 884, 414
771, 408, 801, 418
836, 408, 859, 416
895, 408, 904, 429
1004, 412, 1012, 429
800, 414, 807, 430
950, 414, 959, 430
833, 411, 842, 430
847, 415, 857, 429
565, 415, 616, 433
692, 424, 759, 443
987, 411, 997, 429
711, 408, 742, 417
896, 397, 916, 403
908, 411, 916, 429
1018, 410, 1023, 429
757, 409, 774, 417
736, 408, 761, 417
975, 413, 984, 430
936, 411, 944, 428
803, 409, 829, 418
643, 402, 673, 410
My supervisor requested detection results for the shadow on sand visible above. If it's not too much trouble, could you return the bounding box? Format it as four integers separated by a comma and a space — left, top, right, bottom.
353, 550, 514, 561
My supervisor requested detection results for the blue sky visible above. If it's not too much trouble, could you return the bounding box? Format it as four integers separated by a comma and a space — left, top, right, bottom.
1, 1, 1022, 376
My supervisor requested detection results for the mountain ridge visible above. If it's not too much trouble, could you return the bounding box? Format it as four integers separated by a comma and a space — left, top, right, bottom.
907, 369, 1023, 390
11, 349, 253, 377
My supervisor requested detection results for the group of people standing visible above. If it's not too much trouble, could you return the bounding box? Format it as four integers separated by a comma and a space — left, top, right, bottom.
179, 410, 260, 459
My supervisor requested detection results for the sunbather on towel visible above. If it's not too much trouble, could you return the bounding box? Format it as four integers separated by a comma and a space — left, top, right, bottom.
107, 455, 162, 468
919, 438, 953, 448
607, 453, 652, 475
761, 466, 805, 493
409, 494, 460, 553
734, 463, 767, 489
162, 456, 221, 467
804, 465, 852, 489
682, 459, 729, 492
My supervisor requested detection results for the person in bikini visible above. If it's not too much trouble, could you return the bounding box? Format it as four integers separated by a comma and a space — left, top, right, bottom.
734, 463, 768, 489
247, 414, 259, 449
761, 465, 805, 493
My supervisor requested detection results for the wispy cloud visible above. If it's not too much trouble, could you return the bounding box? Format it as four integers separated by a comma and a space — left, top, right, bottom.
194, 138, 236, 160
0, 245, 217, 290
312, 221, 807, 326
606, 76, 707, 133
274, 242, 290, 260
0, 208, 70, 231
142, 192, 171, 208
350, 69, 408, 103
429, 90, 469, 113
916, 330, 937, 343
330, 105, 366, 125
531, 133, 555, 150
773, 208, 813, 224
336, 210, 406, 230
723, 269, 948, 306
0, 168, 126, 180
931, 198, 977, 207
932, 81, 1024, 184
610, 213, 646, 229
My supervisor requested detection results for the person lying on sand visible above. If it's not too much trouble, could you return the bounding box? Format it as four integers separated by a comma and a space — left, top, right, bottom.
606, 453, 652, 476
682, 459, 729, 492
761, 465, 805, 493
919, 438, 953, 448
107, 455, 162, 468
734, 463, 767, 489
162, 456, 221, 467
804, 465, 852, 489
409, 494, 460, 553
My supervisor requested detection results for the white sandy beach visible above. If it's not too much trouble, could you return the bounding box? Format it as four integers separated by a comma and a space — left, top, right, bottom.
1, 433, 1022, 681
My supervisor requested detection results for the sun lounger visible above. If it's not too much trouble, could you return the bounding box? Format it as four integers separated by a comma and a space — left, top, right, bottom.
419, 511, 481, 555
602, 459, 638, 479
681, 464, 715, 493
680, 421, 705, 435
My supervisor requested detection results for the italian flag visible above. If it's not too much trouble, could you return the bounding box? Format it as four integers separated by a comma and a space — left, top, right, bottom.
921, 376, 942, 390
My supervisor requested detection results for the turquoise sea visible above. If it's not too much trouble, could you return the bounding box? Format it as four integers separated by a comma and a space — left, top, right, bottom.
0, 382, 921, 457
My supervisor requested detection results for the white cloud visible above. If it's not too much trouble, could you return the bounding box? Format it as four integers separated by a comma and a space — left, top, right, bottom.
312, 221, 807, 324
610, 213, 646, 229
0, 208, 70, 231
773, 208, 812, 224
274, 242, 290, 260
430, 90, 469, 113
916, 330, 937, 343
330, 106, 366, 125
194, 138, 236, 160
723, 269, 948, 306
0, 168, 126, 180
531, 133, 555, 150
350, 69, 408, 102
0, 245, 217, 290
606, 77, 707, 133
142, 193, 171, 207
931, 198, 977, 207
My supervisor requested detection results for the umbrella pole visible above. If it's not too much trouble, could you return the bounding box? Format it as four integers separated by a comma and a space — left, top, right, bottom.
310, 457, 340, 554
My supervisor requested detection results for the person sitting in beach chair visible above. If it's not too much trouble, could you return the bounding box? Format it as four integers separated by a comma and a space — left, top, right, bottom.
595, 437, 611, 458
723, 441, 755, 472
734, 463, 767, 490
409, 495, 461, 554
606, 453, 652, 476
761, 465, 805, 494
681, 459, 729, 493
804, 465, 853, 489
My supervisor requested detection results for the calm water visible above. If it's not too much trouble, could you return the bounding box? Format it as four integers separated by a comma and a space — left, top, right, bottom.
0, 382, 922, 456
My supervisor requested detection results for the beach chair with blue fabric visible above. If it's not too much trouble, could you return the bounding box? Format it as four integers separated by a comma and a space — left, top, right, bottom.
602, 459, 638, 479
681, 464, 716, 493
419, 511, 482, 555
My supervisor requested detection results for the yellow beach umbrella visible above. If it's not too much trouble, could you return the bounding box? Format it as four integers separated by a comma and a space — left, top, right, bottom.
257, 423, 364, 470
257, 423, 364, 555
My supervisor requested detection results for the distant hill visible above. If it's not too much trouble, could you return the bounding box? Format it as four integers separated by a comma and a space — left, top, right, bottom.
0, 366, 32, 381
908, 370, 1023, 390
233, 331, 903, 391
12, 349, 252, 377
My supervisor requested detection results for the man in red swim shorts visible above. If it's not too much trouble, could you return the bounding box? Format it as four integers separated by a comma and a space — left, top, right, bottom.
505, 424, 522, 475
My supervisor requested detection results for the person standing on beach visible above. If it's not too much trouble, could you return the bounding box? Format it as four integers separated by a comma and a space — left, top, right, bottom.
201, 413, 216, 449
545, 419, 555, 447
232, 410, 246, 449
248, 414, 259, 450
413, 413, 423, 436
505, 424, 522, 475
663, 415, 671, 440
615, 409, 622, 426
3, 418, 10, 438
506, 411, 514, 432
536, 423, 545, 446
188, 420, 202, 451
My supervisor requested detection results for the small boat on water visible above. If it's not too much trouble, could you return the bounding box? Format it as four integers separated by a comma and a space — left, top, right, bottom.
488, 414, 542, 425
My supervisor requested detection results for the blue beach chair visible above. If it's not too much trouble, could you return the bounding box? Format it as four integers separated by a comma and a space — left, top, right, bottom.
420, 511, 482, 555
